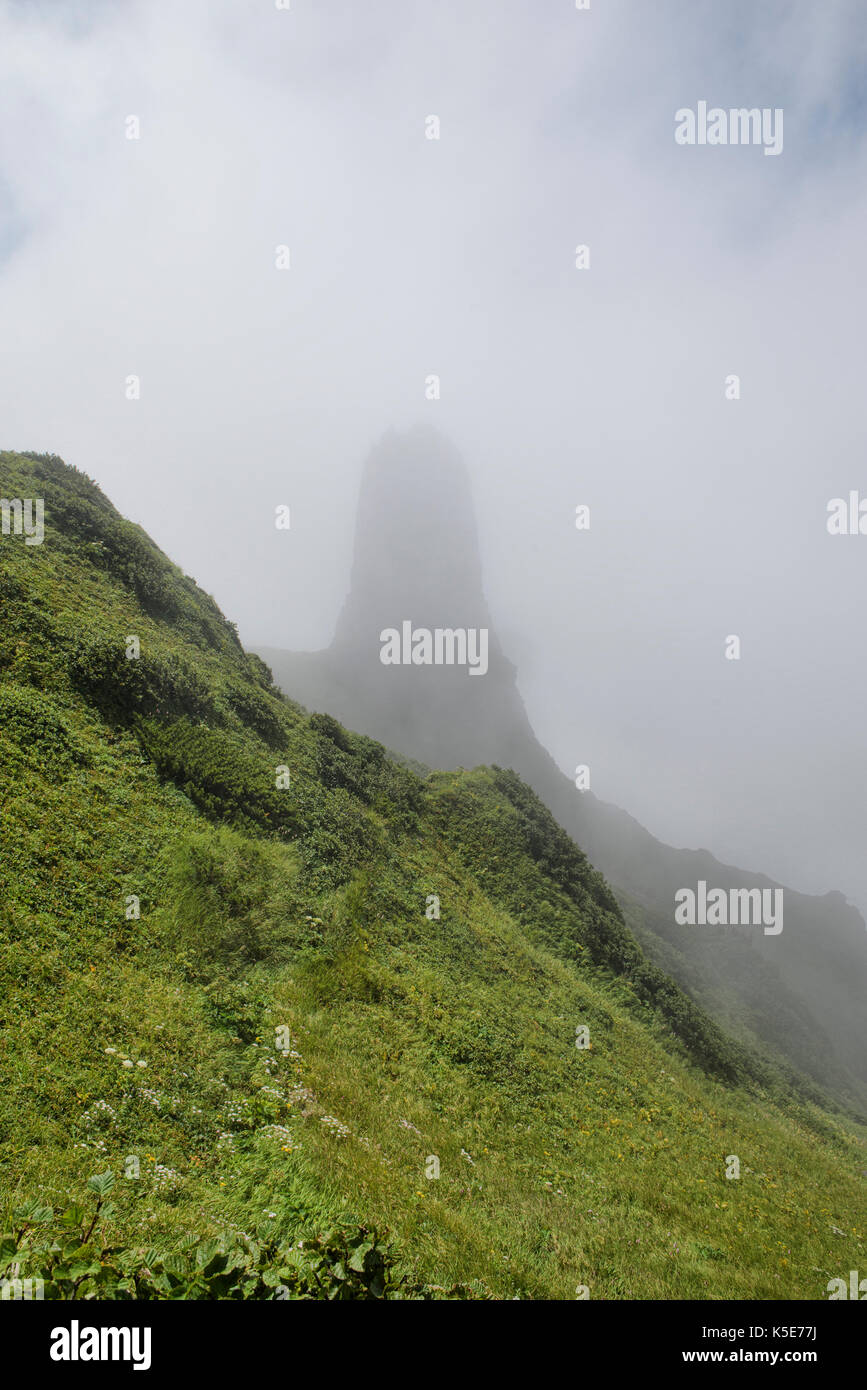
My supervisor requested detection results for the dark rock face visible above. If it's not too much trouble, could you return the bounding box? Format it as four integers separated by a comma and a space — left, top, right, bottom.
329, 425, 519, 769
259, 426, 867, 1107
272, 424, 533, 770
334, 426, 491, 658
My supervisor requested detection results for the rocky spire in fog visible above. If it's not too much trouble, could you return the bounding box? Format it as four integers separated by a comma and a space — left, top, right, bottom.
332, 425, 494, 659
297, 424, 529, 768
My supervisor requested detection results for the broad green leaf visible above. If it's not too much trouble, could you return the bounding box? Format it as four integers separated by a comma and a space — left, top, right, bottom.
87, 1172, 115, 1197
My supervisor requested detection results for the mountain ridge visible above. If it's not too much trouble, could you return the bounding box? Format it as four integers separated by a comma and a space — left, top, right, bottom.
258, 425, 867, 1111
1, 446, 865, 1300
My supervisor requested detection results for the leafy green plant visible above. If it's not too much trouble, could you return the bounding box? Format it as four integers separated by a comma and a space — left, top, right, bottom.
1, 1181, 471, 1300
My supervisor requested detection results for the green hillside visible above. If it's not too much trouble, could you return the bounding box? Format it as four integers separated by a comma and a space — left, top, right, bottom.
1, 450, 864, 1300
258, 422, 867, 1116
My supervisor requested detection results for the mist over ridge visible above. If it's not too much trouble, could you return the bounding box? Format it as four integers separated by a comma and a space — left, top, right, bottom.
259, 424, 867, 1109
2, 0, 867, 1323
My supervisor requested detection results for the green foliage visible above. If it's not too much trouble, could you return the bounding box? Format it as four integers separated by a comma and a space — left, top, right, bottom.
310, 713, 423, 831
223, 679, 286, 747
298, 788, 384, 890
1, 448, 865, 1302
1, 1187, 464, 1300
244, 652, 276, 691
165, 826, 302, 977
0, 683, 91, 771
429, 768, 757, 1085
137, 719, 300, 834
69, 638, 218, 726
8, 451, 240, 650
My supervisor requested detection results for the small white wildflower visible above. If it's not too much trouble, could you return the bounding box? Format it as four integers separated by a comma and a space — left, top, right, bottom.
320, 1114, 350, 1139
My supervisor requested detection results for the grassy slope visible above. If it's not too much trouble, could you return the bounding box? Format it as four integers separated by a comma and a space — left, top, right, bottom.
0, 450, 865, 1300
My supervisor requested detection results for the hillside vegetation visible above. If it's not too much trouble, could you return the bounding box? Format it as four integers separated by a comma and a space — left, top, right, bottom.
1, 450, 864, 1299
260, 424, 867, 1115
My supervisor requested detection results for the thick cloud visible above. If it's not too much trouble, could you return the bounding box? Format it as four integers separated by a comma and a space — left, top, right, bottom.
1, 0, 866, 910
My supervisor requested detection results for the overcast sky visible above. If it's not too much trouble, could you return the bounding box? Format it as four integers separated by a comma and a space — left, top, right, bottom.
2, 0, 867, 914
